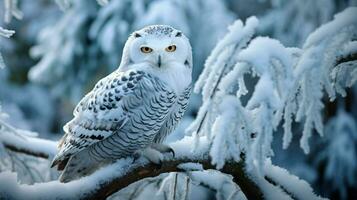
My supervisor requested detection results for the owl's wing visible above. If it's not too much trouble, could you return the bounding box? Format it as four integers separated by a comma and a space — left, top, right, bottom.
51, 69, 157, 167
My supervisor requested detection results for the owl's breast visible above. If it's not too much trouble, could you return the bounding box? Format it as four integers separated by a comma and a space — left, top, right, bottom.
118, 76, 177, 140
153, 84, 192, 143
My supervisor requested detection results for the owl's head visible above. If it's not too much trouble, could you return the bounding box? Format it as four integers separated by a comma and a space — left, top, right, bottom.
119, 25, 192, 71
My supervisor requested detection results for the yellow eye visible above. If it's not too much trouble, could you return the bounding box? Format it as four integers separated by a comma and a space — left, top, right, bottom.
140, 46, 153, 53
165, 45, 176, 52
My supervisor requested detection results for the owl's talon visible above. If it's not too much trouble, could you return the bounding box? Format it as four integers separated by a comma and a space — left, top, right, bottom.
132, 152, 141, 164
169, 148, 175, 158
141, 147, 164, 165
150, 143, 175, 158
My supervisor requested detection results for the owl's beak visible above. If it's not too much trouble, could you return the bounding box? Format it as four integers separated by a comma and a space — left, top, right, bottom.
157, 55, 162, 68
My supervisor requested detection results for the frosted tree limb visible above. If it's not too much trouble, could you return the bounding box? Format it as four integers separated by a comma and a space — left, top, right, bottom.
4, 0, 23, 23
0, 136, 262, 199
0, 135, 323, 199
0, 27, 15, 38
0, 120, 57, 159
87, 158, 260, 200
0, 27, 15, 68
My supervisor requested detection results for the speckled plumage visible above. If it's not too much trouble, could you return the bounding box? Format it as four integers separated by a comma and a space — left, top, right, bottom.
51, 25, 192, 182
142, 25, 175, 36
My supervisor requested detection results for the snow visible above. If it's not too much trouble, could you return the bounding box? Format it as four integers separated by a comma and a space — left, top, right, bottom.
264, 159, 327, 200
188, 17, 260, 163
2, 1, 356, 199
0, 26, 15, 70
246, 74, 280, 110
249, 168, 293, 200
0, 27, 15, 38
210, 96, 245, 169
189, 17, 299, 175
3, 0, 23, 23
331, 61, 357, 97
0, 120, 57, 157
238, 37, 292, 77
304, 7, 357, 48
195, 16, 259, 99
189, 170, 247, 200
0, 158, 133, 200
248, 159, 327, 200
0, 136, 210, 199
169, 136, 210, 161
0, 53, 5, 69
283, 7, 357, 154
177, 162, 204, 171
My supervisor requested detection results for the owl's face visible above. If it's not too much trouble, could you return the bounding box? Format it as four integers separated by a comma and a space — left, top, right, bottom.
122, 25, 192, 70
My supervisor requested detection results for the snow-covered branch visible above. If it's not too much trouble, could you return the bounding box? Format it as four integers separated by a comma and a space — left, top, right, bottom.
283, 7, 357, 153
0, 6, 16, 68
0, 27, 15, 38
0, 135, 324, 199
0, 108, 58, 184
3, 0, 23, 23
188, 8, 357, 178
0, 119, 57, 159
0, 115, 321, 199
0, 136, 257, 199
187, 16, 297, 174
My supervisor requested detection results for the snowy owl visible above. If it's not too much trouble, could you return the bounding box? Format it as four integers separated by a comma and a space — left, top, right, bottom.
51, 25, 192, 182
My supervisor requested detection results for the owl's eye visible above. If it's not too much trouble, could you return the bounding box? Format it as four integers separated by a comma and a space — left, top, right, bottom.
140, 46, 153, 53
165, 45, 176, 52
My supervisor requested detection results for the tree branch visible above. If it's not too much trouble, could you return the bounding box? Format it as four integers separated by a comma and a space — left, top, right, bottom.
3, 143, 51, 159
0, 136, 263, 199
87, 159, 262, 200
0, 121, 57, 159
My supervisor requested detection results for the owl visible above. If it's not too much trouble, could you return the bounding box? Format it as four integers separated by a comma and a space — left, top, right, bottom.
51, 25, 193, 182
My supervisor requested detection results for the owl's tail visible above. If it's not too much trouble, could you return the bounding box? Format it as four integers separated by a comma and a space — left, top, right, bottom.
59, 149, 104, 183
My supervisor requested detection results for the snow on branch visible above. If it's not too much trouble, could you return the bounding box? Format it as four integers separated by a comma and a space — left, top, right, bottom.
261, 159, 327, 200
283, 7, 357, 153
187, 16, 259, 155
0, 134, 324, 199
0, 53, 6, 69
0, 119, 57, 159
187, 16, 298, 174
0, 21, 16, 69
3, 0, 23, 23
0, 109, 58, 184
0, 136, 263, 200
0, 27, 15, 38
188, 8, 357, 180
